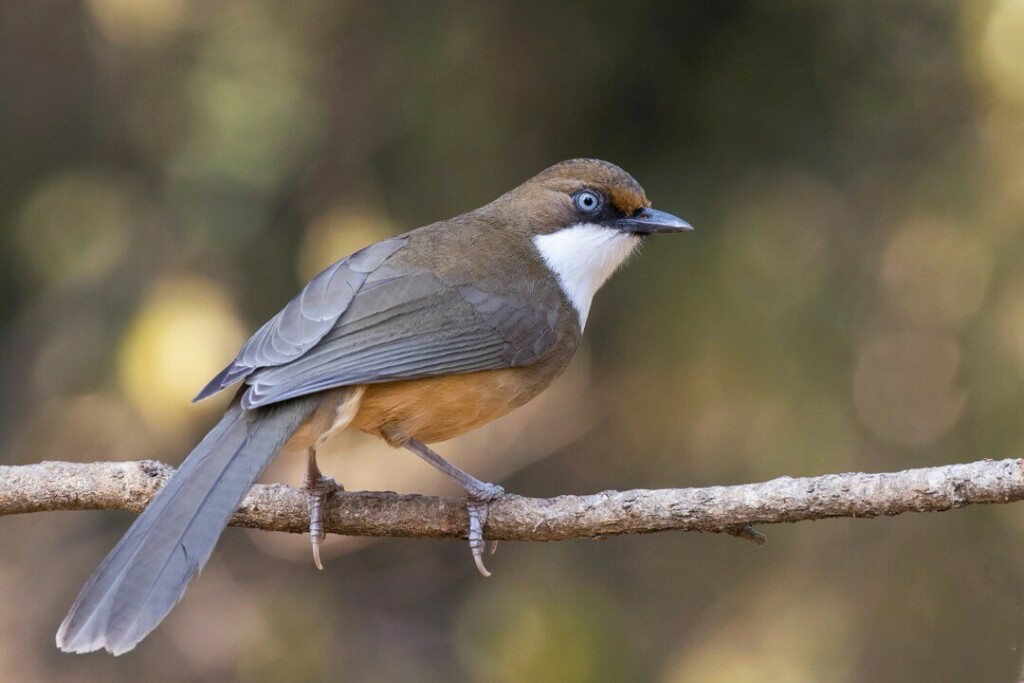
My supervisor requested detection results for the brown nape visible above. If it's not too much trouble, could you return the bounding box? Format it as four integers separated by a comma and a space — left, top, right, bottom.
530, 158, 652, 216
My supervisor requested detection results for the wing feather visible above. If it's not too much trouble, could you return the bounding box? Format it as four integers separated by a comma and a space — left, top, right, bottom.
195, 234, 562, 409
193, 237, 406, 401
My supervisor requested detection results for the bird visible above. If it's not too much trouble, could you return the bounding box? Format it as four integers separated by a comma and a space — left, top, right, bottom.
56, 158, 692, 655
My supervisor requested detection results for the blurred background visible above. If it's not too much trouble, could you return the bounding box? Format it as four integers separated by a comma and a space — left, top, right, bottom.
1, 1, 1023, 681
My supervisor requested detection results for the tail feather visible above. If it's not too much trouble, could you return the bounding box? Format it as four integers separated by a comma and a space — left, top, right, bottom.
57, 397, 318, 655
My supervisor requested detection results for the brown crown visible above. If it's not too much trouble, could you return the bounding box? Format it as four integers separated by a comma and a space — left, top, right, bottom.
530, 158, 651, 216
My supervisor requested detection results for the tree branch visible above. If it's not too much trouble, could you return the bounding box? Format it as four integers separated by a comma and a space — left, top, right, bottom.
2, 459, 1022, 542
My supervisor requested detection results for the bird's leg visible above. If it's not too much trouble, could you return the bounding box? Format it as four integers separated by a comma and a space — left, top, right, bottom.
302, 445, 342, 570
403, 438, 503, 577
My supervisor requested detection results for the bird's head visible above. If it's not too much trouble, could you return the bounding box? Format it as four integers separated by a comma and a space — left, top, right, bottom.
494, 158, 692, 328
515, 158, 692, 237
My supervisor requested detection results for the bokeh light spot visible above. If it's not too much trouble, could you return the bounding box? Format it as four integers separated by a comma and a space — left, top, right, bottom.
662, 581, 854, 683
85, 0, 193, 47
997, 277, 1024, 380
298, 206, 397, 282
118, 276, 246, 431
980, 0, 1024, 108
880, 216, 993, 328
14, 170, 134, 286
456, 581, 616, 683
719, 170, 845, 319
170, 6, 323, 190
853, 332, 966, 448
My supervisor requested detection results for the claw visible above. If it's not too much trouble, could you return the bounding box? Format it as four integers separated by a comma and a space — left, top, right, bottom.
308, 480, 325, 569
304, 447, 341, 570
473, 553, 491, 578
307, 485, 330, 570
401, 438, 506, 577
467, 500, 491, 577
312, 535, 324, 571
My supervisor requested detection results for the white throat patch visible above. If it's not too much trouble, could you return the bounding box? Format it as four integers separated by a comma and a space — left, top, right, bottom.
533, 223, 640, 330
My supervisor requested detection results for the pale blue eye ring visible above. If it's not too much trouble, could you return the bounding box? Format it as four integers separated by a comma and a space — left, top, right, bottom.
573, 190, 603, 213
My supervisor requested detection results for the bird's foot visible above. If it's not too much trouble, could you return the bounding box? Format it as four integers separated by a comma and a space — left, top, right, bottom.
400, 438, 504, 576
303, 472, 343, 571
465, 481, 504, 578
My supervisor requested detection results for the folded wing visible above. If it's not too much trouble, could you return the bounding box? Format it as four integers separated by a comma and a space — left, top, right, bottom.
196, 236, 562, 410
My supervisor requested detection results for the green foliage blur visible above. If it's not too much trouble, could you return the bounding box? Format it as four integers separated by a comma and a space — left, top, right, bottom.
2, 1, 1023, 681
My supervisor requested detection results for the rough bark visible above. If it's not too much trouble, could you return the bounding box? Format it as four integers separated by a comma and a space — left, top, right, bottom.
2, 459, 1022, 542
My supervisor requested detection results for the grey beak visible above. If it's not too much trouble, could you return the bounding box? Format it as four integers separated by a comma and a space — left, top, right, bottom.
615, 207, 693, 234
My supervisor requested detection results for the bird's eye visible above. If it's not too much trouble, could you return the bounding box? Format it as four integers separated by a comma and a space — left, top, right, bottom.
573, 190, 603, 214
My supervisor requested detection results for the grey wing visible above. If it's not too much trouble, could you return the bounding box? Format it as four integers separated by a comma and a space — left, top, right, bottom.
194, 237, 407, 402
238, 265, 561, 409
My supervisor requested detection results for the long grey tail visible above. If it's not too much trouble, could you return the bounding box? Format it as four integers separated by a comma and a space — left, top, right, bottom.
56, 396, 318, 655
